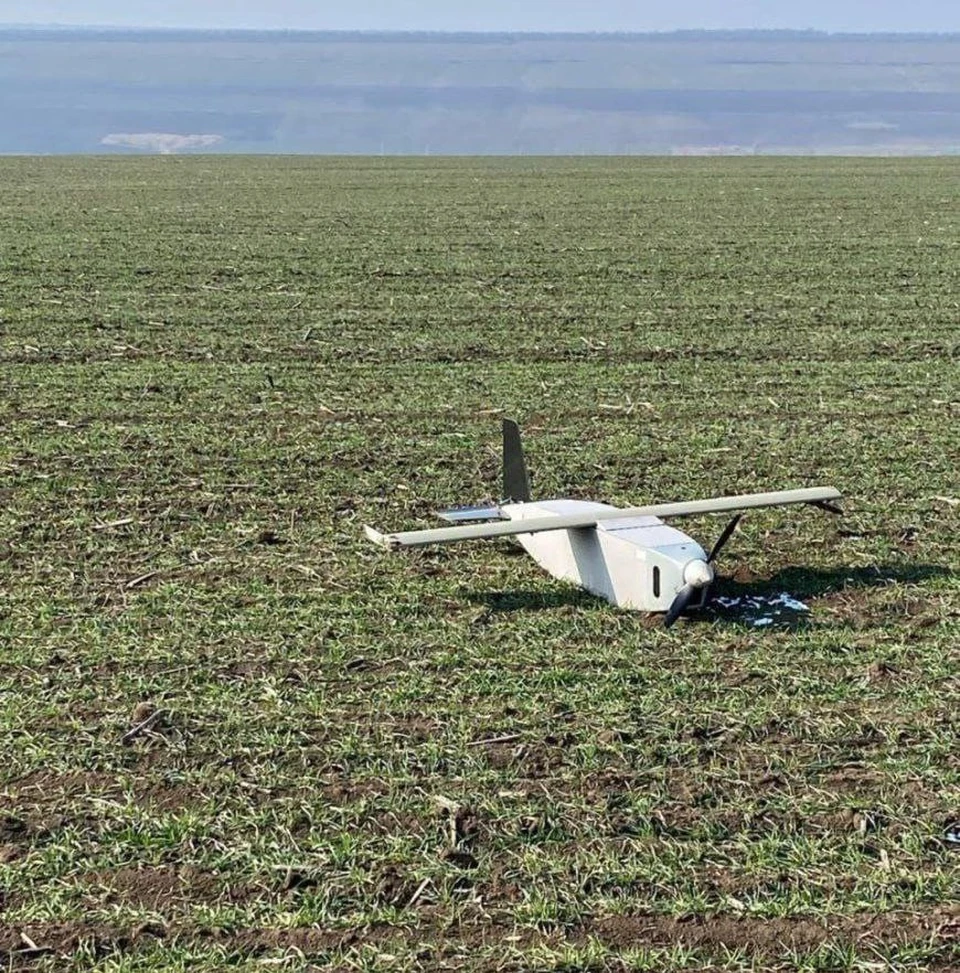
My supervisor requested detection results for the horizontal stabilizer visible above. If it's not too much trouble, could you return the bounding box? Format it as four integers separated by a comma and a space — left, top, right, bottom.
437, 504, 505, 523
365, 486, 842, 550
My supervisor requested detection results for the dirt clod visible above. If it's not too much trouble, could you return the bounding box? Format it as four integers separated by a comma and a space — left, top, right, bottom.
129, 702, 159, 726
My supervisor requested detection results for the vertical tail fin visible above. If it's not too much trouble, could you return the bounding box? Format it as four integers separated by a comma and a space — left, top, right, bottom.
502, 419, 532, 503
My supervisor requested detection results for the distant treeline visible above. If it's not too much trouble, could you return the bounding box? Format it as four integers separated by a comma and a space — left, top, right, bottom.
3, 28, 960, 154
4, 27, 960, 41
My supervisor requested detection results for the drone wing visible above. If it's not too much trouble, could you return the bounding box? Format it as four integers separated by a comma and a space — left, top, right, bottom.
364, 486, 841, 550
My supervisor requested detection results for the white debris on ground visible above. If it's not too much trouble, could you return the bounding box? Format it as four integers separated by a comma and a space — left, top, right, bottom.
713, 592, 810, 627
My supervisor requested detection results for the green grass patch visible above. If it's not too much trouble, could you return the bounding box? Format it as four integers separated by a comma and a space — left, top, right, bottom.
1, 156, 959, 970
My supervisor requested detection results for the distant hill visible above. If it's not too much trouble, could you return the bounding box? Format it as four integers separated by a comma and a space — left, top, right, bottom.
3, 28, 960, 154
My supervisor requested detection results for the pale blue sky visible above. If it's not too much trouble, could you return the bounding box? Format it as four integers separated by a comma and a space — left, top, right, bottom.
3, 0, 959, 33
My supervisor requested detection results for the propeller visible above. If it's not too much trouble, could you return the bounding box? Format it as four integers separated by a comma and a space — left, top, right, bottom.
707, 513, 742, 564
664, 582, 699, 629
664, 514, 743, 629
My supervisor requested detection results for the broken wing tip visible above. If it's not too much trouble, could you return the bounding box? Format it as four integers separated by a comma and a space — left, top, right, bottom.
363, 524, 397, 549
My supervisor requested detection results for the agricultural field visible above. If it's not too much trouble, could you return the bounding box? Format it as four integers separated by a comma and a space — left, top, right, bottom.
1, 156, 959, 970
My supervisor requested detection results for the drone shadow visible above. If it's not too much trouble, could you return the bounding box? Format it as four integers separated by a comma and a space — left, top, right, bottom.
467, 587, 608, 614
718, 562, 951, 598
466, 562, 954, 629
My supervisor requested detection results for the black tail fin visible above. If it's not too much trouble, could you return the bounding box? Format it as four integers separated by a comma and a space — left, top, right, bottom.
502, 419, 532, 503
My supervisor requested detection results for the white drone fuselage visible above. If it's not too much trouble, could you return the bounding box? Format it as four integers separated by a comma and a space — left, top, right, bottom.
503, 499, 712, 612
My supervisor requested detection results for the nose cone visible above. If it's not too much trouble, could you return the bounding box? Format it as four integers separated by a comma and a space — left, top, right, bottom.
683, 559, 715, 589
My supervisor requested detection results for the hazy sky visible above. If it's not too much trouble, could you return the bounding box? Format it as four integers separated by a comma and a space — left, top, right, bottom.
4, 0, 960, 33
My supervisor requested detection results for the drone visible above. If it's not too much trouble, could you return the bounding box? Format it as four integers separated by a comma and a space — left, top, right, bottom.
365, 420, 842, 627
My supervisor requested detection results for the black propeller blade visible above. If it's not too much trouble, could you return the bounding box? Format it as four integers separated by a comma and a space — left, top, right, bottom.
664, 583, 698, 629
708, 514, 742, 564
665, 514, 743, 629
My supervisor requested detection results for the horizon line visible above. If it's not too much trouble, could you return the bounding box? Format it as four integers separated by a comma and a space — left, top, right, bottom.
4, 24, 960, 37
